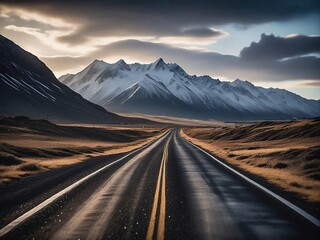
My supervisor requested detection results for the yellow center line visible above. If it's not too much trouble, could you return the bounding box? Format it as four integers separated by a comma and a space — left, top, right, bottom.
157, 140, 167, 240
147, 136, 171, 240
147, 150, 164, 239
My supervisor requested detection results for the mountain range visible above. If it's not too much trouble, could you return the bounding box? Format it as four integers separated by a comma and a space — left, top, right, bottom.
0, 35, 140, 124
60, 58, 320, 120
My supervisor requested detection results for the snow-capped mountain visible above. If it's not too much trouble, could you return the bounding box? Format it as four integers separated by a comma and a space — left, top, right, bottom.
60, 58, 320, 120
0, 35, 135, 123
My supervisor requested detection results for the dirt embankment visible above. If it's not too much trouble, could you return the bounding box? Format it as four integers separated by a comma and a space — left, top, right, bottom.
0, 116, 166, 184
182, 119, 320, 203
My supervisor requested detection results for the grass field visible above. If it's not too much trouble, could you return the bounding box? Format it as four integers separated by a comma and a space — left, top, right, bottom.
181, 119, 320, 203
0, 117, 166, 184
118, 112, 230, 127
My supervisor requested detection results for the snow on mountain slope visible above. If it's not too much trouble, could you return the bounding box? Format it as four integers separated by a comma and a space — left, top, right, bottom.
0, 35, 137, 124
60, 58, 320, 120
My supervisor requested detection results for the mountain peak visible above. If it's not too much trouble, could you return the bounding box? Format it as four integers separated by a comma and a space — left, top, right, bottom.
116, 59, 127, 65
114, 59, 130, 71
156, 58, 164, 63
152, 58, 166, 71
92, 59, 105, 64
89, 59, 108, 71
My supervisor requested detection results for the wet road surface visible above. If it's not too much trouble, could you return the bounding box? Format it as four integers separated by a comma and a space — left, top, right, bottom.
0, 129, 319, 239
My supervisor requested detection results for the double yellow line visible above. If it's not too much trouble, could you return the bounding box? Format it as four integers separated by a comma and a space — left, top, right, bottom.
146, 136, 171, 240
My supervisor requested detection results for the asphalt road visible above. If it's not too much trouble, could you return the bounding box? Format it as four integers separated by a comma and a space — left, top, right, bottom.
0, 129, 319, 239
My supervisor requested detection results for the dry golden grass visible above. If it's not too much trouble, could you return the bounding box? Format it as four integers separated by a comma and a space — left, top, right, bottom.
0, 117, 166, 184
117, 112, 231, 127
181, 119, 320, 203
0, 134, 165, 184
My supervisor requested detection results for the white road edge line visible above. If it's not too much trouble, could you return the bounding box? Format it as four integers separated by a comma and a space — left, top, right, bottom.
0, 131, 171, 237
185, 137, 320, 228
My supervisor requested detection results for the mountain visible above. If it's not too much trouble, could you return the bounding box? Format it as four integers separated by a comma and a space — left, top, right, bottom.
59, 58, 320, 121
0, 35, 138, 123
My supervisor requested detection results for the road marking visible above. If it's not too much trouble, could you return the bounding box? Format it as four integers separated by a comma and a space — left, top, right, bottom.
184, 136, 320, 228
0, 130, 171, 238
158, 138, 168, 240
147, 147, 164, 240
147, 136, 171, 240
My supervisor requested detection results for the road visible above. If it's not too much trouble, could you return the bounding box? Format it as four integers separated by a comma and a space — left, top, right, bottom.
0, 129, 319, 239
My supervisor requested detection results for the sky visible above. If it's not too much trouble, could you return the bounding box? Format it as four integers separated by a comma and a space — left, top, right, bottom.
0, 0, 319, 99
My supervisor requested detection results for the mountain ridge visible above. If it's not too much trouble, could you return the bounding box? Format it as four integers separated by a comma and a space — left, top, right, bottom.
59, 58, 320, 121
0, 35, 145, 124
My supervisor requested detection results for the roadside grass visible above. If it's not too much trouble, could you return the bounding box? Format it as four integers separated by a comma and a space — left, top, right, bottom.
0, 117, 166, 184
181, 119, 320, 203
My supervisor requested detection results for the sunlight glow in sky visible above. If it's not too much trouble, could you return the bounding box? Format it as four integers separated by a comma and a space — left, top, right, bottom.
0, 1, 319, 99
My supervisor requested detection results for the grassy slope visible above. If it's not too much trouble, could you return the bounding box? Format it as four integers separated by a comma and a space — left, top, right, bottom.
181, 119, 320, 203
0, 117, 166, 184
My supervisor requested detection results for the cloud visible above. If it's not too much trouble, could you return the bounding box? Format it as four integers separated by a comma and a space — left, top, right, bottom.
4, 25, 42, 36
1, 0, 319, 45
240, 34, 320, 61
42, 37, 320, 83
1, 1, 318, 98
0, 5, 92, 56
41, 39, 240, 76
0, 5, 73, 29
41, 55, 90, 76
297, 80, 320, 87
180, 27, 225, 38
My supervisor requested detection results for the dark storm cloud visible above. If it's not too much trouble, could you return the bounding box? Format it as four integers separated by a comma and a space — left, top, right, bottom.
1, 0, 319, 45
56, 27, 225, 45
43, 37, 320, 82
253, 56, 320, 80
240, 34, 320, 61
180, 28, 225, 38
